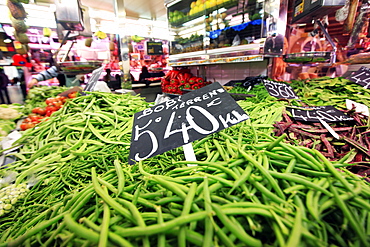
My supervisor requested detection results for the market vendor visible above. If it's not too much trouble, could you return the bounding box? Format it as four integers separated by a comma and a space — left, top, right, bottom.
28, 65, 82, 88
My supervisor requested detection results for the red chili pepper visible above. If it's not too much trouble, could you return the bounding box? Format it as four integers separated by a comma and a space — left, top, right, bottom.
191, 84, 200, 90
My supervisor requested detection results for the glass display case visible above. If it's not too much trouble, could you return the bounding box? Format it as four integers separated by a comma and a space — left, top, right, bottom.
165, 0, 287, 66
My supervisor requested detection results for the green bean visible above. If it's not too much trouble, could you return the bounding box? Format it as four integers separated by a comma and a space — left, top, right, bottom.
202, 177, 214, 247
155, 206, 166, 247
113, 211, 208, 237
132, 183, 142, 206
119, 198, 150, 247
229, 164, 252, 195
266, 133, 287, 151
240, 150, 285, 199
98, 187, 110, 247
214, 223, 236, 247
174, 161, 237, 179
15, 154, 62, 185
91, 167, 134, 222
286, 207, 302, 247
324, 222, 347, 247
212, 204, 262, 247
151, 175, 187, 200
279, 143, 323, 171
63, 213, 100, 244
4, 212, 67, 247
248, 176, 288, 205
329, 183, 368, 245
87, 122, 129, 145
269, 171, 333, 196
178, 182, 198, 247
352, 197, 370, 211
314, 150, 357, 195
214, 139, 228, 161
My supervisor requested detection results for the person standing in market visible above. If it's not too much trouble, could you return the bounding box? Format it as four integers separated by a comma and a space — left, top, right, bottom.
27, 65, 81, 88
0, 68, 11, 104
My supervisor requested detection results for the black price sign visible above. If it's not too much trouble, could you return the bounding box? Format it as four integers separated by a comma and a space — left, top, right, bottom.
263, 80, 299, 99
128, 83, 249, 164
286, 106, 354, 123
84, 66, 105, 92
348, 66, 370, 89
146, 41, 163, 55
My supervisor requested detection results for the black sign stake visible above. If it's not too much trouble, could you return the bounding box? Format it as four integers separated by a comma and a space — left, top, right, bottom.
128, 82, 249, 164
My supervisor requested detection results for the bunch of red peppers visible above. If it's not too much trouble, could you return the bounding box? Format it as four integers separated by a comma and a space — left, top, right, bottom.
161, 69, 211, 95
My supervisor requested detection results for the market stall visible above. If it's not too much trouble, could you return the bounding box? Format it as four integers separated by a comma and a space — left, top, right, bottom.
0, 0, 370, 246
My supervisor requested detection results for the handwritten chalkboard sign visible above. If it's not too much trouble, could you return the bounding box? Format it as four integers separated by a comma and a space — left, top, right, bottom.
128, 82, 249, 164
263, 80, 299, 99
348, 66, 370, 89
84, 65, 105, 92
146, 41, 163, 55
286, 106, 354, 123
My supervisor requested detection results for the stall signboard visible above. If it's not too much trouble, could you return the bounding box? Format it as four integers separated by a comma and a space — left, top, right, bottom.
348, 66, 370, 89
128, 82, 250, 164
286, 105, 353, 123
146, 41, 163, 55
263, 80, 299, 99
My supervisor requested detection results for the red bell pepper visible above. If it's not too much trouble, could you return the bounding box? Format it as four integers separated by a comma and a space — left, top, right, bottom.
170, 70, 180, 80
183, 73, 192, 81
184, 83, 191, 89
170, 78, 179, 85
161, 78, 170, 85
189, 77, 197, 85
196, 77, 204, 84
191, 84, 200, 90
178, 73, 186, 84
164, 71, 173, 80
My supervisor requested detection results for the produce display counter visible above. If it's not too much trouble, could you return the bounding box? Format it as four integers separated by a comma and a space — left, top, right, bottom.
1, 75, 370, 246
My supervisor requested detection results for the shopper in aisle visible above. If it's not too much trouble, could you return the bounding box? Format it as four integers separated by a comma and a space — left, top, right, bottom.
0, 68, 11, 104
103, 68, 121, 90
138, 66, 151, 83
28, 65, 80, 88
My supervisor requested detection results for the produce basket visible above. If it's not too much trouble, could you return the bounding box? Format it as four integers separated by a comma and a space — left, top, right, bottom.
284, 51, 333, 64
57, 61, 102, 75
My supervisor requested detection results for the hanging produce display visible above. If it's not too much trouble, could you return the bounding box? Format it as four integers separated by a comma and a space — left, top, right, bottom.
6, 0, 30, 54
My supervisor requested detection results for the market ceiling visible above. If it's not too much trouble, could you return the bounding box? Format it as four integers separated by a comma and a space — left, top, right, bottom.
35, 0, 168, 21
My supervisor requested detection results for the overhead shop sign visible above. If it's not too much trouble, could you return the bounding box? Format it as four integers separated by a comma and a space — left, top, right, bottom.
146, 41, 163, 55
128, 82, 249, 164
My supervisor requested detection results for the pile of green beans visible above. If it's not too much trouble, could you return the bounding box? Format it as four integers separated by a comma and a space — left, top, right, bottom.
2, 132, 370, 246
1, 91, 369, 246
0, 92, 152, 238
